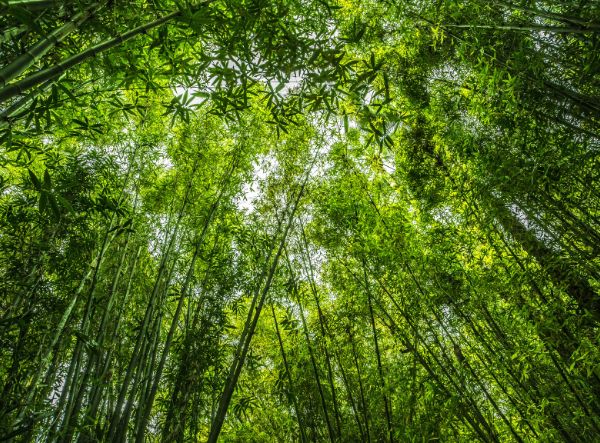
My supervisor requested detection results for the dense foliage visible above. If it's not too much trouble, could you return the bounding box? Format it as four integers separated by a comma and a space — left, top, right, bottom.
1, 0, 599, 441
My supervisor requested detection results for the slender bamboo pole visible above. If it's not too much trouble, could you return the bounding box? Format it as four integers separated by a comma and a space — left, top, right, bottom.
333, 348, 365, 440
106, 165, 196, 441
362, 259, 393, 442
440, 23, 600, 33
59, 231, 135, 442
0, 25, 27, 44
368, 271, 500, 442
161, 258, 215, 442
270, 304, 308, 443
0, 0, 214, 103
0, 76, 64, 129
79, 245, 142, 442
491, 199, 600, 322
347, 327, 371, 443
208, 157, 315, 443
494, 1, 600, 30
291, 269, 335, 443
7, 211, 118, 437
2, 0, 61, 8
134, 158, 236, 439
299, 227, 342, 438
0, 2, 103, 88
340, 161, 501, 439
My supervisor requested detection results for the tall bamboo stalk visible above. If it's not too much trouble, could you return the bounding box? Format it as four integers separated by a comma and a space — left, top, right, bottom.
494, 1, 600, 30
207, 157, 315, 443
2, 0, 62, 8
362, 259, 393, 442
134, 157, 236, 440
6, 210, 119, 438
299, 226, 342, 438
0, 2, 103, 88
270, 304, 308, 443
290, 267, 335, 443
0, 0, 214, 103
106, 163, 197, 441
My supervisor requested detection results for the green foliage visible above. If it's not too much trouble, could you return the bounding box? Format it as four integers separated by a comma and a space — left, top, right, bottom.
1, 0, 600, 441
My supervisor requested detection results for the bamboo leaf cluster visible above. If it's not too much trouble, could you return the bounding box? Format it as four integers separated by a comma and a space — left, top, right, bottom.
1, 0, 600, 441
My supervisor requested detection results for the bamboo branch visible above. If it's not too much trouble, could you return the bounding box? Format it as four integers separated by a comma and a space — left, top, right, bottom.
0, 7, 180, 103
0, 2, 103, 88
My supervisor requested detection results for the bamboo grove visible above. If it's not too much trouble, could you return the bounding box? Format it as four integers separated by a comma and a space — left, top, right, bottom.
0, 0, 599, 441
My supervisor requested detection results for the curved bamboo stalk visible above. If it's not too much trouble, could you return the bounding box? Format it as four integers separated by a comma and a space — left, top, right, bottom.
0, 0, 214, 104
0, 2, 103, 88
2, 0, 61, 8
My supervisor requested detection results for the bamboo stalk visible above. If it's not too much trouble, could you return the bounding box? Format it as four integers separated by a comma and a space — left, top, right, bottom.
81, 246, 142, 443
292, 269, 335, 443
370, 272, 500, 442
2, 0, 61, 8
0, 75, 63, 130
440, 23, 599, 33
271, 304, 308, 443
134, 158, 235, 440
495, 1, 600, 30
0, 0, 214, 103
8, 212, 118, 436
0, 25, 27, 44
334, 348, 365, 440
347, 326, 371, 443
207, 157, 315, 443
299, 227, 342, 438
106, 166, 196, 441
161, 260, 215, 442
362, 259, 393, 443
491, 199, 600, 323
0, 2, 103, 88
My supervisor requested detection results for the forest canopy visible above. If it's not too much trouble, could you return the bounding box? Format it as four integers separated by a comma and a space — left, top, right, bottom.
1, 0, 600, 441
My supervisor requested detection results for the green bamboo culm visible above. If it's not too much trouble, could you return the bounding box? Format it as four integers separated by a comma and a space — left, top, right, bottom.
2, 0, 600, 440
133, 158, 235, 440
440, 23, 600, 33
0, 1, 215, 104
0, 2, 103, 88
495, 1, 600, 30
0, 25, 27, 44
0, 76, 60, 129
208, 162, 314, 443
1, 0, 61, 8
